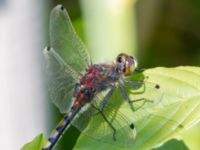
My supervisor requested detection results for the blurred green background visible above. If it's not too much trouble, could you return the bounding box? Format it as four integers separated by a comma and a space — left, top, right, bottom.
45, 0, 200, 149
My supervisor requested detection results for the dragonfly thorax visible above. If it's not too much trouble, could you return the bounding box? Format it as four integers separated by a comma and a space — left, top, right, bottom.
80, 64, 120, 92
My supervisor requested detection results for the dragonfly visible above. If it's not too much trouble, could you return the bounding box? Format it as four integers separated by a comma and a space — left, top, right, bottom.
42, 5, 163, 150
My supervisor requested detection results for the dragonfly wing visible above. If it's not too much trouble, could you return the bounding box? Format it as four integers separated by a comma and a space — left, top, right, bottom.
72, 86, 183, 147
45, 5, 91, 113
103, 84, 183, 148
43, 47, 78, 113
72, 91, 136, 147
50, 5, 91, 75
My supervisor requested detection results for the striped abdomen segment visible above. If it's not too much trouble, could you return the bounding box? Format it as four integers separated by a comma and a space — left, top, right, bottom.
42, 107, 80, 150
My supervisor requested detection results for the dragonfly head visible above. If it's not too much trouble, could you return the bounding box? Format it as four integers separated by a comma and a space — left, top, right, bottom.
116, 53, 137, 76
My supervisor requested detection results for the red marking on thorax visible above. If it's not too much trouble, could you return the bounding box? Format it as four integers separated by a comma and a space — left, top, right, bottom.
80, 65, 100, 89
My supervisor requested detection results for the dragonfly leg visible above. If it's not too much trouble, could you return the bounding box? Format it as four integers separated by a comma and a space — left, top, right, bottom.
119, 83, 152, 103
99, 85, 116, 112
123, 78, 160, 90
123, 79, 146, 94
91, 104, 117, 141
101, 111, 117, 141
135, 67, 146, 72
123, 79, 144, 88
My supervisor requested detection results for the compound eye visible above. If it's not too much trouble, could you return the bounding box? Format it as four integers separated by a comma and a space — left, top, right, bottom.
130, 56, 133, 59
116, 56, 122, 63
116, 53, 126, 63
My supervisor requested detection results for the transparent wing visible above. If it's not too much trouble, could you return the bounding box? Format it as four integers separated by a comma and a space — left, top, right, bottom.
115, 81, 184, 148
50, 5, 91, 75
44, 5, 91, 113
72, 92, 136, 147
43, 47, 79, 113
72, 85, 183, 147
130, 102, 184, 149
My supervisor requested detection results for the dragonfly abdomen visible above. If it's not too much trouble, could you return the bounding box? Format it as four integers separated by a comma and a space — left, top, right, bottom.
42, 106, 81, 150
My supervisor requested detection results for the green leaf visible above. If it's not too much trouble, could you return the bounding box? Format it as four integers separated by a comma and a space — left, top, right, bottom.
152, 139, 189, 150
74, 67, 200, 150
20, 134, 46, 150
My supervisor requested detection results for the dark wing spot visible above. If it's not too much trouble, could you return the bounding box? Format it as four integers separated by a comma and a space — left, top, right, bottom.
155, 84, 160, 89
47, 46, 51, 51
130, 123, 135, 129
178, 124, 184, 128
60, 5, 64, 11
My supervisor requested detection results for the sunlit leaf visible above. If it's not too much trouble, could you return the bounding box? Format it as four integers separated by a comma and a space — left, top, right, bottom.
152, 139, 189, 150
74, 67, 200, 150
21, 134, 46, 150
